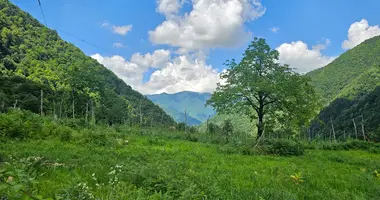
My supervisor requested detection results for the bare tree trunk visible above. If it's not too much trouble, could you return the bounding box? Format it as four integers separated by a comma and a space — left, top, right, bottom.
85, 102, 88, 124
352, 118, 358, 139
13, 100, 18, 109
72, 99, 75, 119
184, 108, 187, 134
53, 100, 57, 119
361, 115, 366, 141
59, 99, 63, 119
40, 89, 43, 116
330, 118, 336, 142
91, 100, 96, 127
139, 104, 142, 126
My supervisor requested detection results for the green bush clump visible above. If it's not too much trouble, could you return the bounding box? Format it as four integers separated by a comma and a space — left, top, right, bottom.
81, 129, 116, 146
0, 110, 43, 139
58, 127, 73, 142
261, 139, 305, 156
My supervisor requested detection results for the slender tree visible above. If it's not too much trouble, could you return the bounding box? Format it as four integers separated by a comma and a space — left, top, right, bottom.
207, 37, 320, 139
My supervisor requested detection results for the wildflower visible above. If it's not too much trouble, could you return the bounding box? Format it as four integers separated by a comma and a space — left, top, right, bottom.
6, 176, 14, 183
290, 172, 304, 185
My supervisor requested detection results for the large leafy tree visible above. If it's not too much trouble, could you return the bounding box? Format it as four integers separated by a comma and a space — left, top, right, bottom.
207, 38, 320, 139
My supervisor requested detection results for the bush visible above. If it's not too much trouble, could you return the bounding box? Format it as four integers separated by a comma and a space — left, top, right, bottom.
0, 110, 43, 139
82, 129, 116, 146
58, 127, 73, 142
260, 139, 305, 156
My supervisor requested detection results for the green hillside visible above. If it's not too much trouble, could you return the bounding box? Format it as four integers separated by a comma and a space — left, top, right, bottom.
206, 36, 380, 135
307, 35, 380, 104
0, 0, 174, 126
147, 91, 216, 125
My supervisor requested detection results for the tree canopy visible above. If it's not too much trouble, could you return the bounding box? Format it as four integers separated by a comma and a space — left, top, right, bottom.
207, 38, 320, 138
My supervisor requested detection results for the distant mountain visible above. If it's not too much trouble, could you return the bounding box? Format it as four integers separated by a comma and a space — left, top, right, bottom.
147, 91, 216, 125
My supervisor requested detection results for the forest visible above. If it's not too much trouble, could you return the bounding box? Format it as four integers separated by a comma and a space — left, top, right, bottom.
1, 0, 380, 199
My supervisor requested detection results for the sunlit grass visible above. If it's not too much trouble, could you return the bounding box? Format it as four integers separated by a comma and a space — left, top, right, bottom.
1, 135, 380, 199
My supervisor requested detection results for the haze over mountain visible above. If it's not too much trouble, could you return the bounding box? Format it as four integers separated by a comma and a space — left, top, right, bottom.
147, 91, 216, 125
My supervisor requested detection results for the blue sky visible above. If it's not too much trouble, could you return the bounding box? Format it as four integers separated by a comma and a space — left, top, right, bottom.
10, 0, 380, 94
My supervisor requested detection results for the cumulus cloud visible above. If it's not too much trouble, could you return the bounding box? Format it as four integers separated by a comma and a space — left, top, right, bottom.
149, 0, 266, 52
112, 25, 133, 36
92, 50, 220, 94
269, 27, 279, 33
130, 49, 171, 68
101, 21, 133, 36
113, 42, 126, 48
157, 0, 183, 17
276, 39, 336, 73
342, 19, 380, 50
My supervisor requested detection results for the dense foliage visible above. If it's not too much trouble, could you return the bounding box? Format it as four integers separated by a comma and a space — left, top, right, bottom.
147, 91, 216, 125
0, 0, 174, 126
307, 35, 380, 104
207, 38, 320, 138
310, 86, 380, 142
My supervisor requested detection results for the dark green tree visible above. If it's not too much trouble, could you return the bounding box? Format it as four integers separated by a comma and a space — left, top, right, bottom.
221, 119, 233, 142
207, 37, 320, 139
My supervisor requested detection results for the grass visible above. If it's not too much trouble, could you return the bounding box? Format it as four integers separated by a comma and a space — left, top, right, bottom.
1, 134, 380, 199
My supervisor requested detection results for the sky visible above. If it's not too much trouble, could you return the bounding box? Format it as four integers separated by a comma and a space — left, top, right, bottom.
10, 0, 380, 94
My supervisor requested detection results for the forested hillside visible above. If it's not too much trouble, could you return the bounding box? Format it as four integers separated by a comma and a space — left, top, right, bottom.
306, 36, 380, 141
307, 35, 380, 104
147, 91, 216, 125
0, 0, 174, 126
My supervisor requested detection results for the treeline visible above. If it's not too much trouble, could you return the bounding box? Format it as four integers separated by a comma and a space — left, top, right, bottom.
0, 0, 174, 126
310, 86, 380, 142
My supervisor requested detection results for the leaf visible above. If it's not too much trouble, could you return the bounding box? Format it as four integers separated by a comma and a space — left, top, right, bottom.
12, 184, 23, 192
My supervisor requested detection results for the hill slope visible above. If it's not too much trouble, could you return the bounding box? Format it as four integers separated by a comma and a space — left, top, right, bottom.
206, 36, 380, 135
0, 0, 174, 125
307, 35, 380, 104
147, 91, 216, 125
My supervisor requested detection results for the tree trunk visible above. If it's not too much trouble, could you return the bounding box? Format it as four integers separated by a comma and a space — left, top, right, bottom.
361, 115, 366, 141
330, 118, 336, 142
257, 113, 264, 140
256, 96, 264, 140
352, 118, 358, 139
40, 89, 43, 116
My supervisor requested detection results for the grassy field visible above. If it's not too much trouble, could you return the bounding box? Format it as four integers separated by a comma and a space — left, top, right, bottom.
1, 133, 380, 200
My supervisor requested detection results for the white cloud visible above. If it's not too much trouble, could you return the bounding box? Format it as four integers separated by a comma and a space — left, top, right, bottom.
113, 42, 126, 48
101, 21, 133, 36
92, 50, 220, 94
140, 54, 220, 94
91, 54, 144, 87
130, 49, 171, 68
269, 27, 279, 33
342, 19, 380, 50
157, 0, 183, 17
149, 0, 266, 52
101, 21, 109, 27
276, 40, 336, 73
112, 25, 133, 36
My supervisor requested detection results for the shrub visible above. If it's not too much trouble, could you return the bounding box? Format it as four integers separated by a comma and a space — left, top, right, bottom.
0, 110, 43, 139
82, 129, 116, 146
58, 127, 73, 142
261, 139, 305, 156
